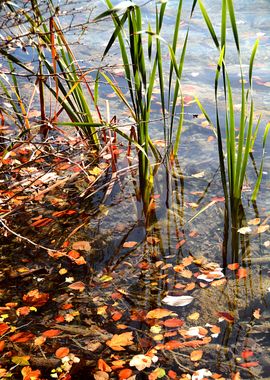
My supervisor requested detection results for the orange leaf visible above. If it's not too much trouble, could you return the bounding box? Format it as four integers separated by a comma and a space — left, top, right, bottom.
175, 240, 186, 249
31, 218, 53, 228
55, 347, 70, 359
123, 241, 137, 248
98, 359, 112, 372
21, 366, 41, 380
42, 329, 62, 338
68, 250, 80, 259
164, 340, 183, 350
23, 289, 49, 307
163, 318, 184, 328
190, 349, 203, 361
240, 361, 259, 368
0, 323, 9, 336
106, 332, 134, 351
146, 308, 173, 319
118, 369, 132, 380
34, 336, 46, 346
253, 308, 261, 319
74, 256, 87, 265
10, 332, 35, 343
168, 370, 177, 379
16, 306, 31, 316
146, 236, 160, 245
237, 267, 248, 279
68, 281, 85, 292
112, 311, 123, 321
0, 340, 5, 352
231, 372, 241, 380
227, 263, 240, 271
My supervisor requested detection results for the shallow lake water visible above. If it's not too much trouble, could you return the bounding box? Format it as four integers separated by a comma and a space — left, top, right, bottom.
0, 1, 270, 379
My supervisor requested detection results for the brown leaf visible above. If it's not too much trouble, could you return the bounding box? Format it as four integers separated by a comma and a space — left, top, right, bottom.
23, 289, 49, 307
190, 349, 203, 361
31, 218, 53, 228
72, 241, 91, 251
106, 332, 134, 351
55, 347, 70, 359
147, 236, 160, 245
146, 308, 173, 319
94, 371, 109, 380
217, 312, 234, 323
68, 281, 85, 292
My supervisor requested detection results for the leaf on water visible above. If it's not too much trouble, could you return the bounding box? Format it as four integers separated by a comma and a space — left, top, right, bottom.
55, 347, 70, 359
227, 263, 240, 271
188, 312, 200, 321
148, 368, 166, 380
34, 336, 46, 346
162, 295, 194, 307
67, 281, 85, 292
123, 241, 137, 248
217, 312, 234, 323
129, 354, 152, 371
240, 362, 259, 368
237, 267, 248, 279
231, 372, 241, 380
257, 225, 269, 234
164, 340, 183, 350
175, 240, 186, 249
241, 350, 254, 359
264, 241, 270, 248
253, 308, 261, 319
190, 350, 203, 362
192, 369, 212, 380
238, 226, 252, 234
248, 218, 261, 226
147, 236, 160, 245
192, 171, 205, 178
106, 332, 134, 351
163, 318, 184, 328
168, 370, 177, 379
146, 308, 174, 319
72, 241, 91, 251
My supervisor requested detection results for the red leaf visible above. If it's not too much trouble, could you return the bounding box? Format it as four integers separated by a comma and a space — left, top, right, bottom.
168, 370, 177, 379
23, 289, 49, 307
241, 350, 254, 359
0, 340, 5, 352
240, 361, 259, 368
118, 369, 132, 380
10, 332, 35, 343
31, 218, 53, 228
217, 312, 234, 323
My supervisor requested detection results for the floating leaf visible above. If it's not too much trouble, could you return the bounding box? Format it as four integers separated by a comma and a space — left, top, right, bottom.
98, 359, 112, 372
190, 350, 203, 362
238, 227, 252, 235
231, 372, 241, 380
240, 362, 259, 368
162, 295, 194, 307
192, 369, 212, 380
241, 350, 254, 359
147, 236, 160, 245
163, 318, 184, 328
217, 312, 234, 323
21, 366, 41, 380
130, 354, 152, 371
106, 332, 134, 351
253, 308, 261, 319
248, 218, 260, 226
123, 241, 137, 248
149, 368, 166, 380
188, 312, 200, 321
237, 267, 248, 279
227, 263, 240, 271
257, 225, 269, 234
146, 308, 173, 319
72, 241, 91, 251
55, 347, 70, 359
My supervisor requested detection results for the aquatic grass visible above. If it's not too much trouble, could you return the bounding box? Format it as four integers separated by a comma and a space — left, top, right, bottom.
198, 0, 267, 203
95, 0, 197, 204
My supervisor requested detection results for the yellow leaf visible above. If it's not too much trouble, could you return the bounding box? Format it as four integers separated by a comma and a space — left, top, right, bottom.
146, 308, 173, 319
190, 350, 203, 362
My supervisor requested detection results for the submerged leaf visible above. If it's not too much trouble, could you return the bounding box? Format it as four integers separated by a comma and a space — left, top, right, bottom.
106, 332, 134, 351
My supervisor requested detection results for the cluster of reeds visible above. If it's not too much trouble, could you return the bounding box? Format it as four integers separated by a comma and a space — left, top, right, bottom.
197, 0, 269, 207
